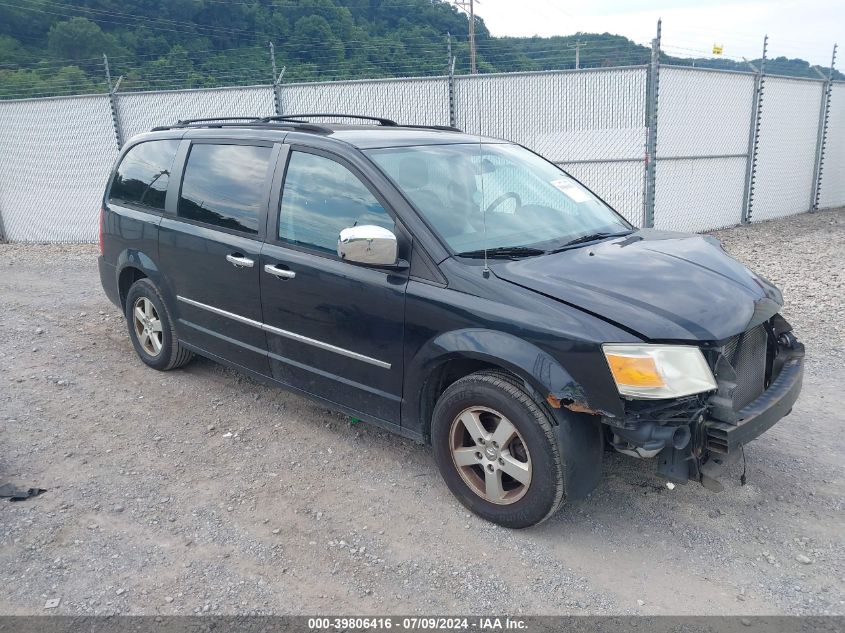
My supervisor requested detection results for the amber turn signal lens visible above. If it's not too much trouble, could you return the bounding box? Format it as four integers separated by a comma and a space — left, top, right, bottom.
605, 354, 665, 388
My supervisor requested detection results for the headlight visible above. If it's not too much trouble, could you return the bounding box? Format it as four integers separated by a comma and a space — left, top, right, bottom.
602, 344, 717, 399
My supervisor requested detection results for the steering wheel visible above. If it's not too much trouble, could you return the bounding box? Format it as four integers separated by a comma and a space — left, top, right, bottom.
484, 192, 522, 215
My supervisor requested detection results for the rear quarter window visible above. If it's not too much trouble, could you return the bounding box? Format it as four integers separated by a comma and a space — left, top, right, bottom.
109, 139, 180, 211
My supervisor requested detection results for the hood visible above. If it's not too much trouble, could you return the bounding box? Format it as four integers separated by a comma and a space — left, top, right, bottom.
491, 230, 783, 341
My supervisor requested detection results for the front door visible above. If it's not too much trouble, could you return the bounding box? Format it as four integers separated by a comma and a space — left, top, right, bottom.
260, 147, 407, 423
159, 140, 278, 375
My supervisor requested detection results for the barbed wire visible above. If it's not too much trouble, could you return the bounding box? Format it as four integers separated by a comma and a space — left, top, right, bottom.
3, 49, 652, 78
2, 41, 652, 73
0, 57, 656, 100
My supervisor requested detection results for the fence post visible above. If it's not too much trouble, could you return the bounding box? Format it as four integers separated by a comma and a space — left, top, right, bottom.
0, 202, 6, 243
269, 43, 285, 116
448, 34, 457, 128
642, 19, 661, 228
741, 36, 768, 224
810, 43, 838, 212
103, 54, 124, 149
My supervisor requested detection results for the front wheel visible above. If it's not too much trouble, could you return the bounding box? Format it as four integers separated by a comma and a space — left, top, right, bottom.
431, 371, 566, 528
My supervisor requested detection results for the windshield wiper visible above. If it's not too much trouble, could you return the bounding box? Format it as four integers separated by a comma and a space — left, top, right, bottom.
551, 230, 632, 252
457, 246, 547, 259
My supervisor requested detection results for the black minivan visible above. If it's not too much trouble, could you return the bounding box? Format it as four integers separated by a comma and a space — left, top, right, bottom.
99, 114, 804, 528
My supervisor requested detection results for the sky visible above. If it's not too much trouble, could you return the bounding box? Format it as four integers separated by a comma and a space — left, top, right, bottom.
475, 0, 841, 67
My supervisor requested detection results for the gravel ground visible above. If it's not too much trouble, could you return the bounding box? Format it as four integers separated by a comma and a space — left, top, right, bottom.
1, 208, 843, 616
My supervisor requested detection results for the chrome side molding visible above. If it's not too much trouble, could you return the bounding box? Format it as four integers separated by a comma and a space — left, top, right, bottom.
176, 295, 391, 370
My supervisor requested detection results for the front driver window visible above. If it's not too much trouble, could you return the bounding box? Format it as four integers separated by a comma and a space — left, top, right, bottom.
279, 151, 394, 254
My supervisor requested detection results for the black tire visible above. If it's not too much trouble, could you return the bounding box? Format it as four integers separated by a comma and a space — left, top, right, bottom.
431, 370, 565, 528
124, 278, 194, 371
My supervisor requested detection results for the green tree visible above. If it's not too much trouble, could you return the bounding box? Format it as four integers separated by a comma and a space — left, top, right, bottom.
47, 17, 124, 61
289, 15, 344, 65
1, 0, 840, 100
0, 35, 26, 66
46, 65, 98, 94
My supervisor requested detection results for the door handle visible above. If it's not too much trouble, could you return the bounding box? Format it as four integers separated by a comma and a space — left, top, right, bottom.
226, 253, 254, 268
264, 264, 296, 279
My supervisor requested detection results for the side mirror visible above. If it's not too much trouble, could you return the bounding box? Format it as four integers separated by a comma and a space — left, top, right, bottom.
337, 225, 398, 266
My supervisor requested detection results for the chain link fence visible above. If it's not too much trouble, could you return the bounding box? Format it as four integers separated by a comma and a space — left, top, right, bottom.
283, 76, 450, 127
753, 76, 826, 222
116, 85, 277, 141
455, 67, 648, 226
817, 82, 845, 210
653, 67, 755, 232
0, 67, 840, 243
0, 94, 118, 242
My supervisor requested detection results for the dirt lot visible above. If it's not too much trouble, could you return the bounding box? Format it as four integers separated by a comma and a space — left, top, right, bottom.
1, 209, 843, 616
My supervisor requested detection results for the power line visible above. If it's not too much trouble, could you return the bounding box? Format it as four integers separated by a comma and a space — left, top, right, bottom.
0, 35, 651, 76
2, 0, 650, 72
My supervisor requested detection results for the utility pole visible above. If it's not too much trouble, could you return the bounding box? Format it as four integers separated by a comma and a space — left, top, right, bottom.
568, 39, 587, 70
454, 0, 477, 74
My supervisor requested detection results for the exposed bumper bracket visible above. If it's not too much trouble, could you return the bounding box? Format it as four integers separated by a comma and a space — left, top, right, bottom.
704, 355, 803, 456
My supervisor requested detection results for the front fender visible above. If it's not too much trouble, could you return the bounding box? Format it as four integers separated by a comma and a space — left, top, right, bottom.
403, 328, 605, 500
404, 328, 614, 423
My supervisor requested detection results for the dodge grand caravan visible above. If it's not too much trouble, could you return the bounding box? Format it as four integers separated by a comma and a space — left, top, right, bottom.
98, 114, 804, 528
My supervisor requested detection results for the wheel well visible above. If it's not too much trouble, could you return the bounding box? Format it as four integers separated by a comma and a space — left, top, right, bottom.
118, 267, 147, 310
420, 358, 523, 443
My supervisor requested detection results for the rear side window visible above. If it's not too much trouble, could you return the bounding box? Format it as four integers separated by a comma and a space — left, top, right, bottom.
278, 151, 393, 254
178, 143, 273, 235
109, 139, 179, 211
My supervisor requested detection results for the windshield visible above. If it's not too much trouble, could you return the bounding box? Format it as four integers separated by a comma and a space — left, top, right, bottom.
366, 143, 632, 254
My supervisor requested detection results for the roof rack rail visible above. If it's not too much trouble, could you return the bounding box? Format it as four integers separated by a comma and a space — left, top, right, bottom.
174, 116, 263, 126
260, 114, 398, 126
151, 118, 332, 134
148, 114, 462, 135
401, 124, 463, 133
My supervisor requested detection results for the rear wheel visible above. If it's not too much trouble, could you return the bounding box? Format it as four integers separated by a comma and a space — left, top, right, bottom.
124, 278, 194, 371
431, 371, 565, 528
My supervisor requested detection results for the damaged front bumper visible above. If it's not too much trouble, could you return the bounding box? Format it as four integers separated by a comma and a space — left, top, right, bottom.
704, 355, 803, 456
604, 317, 805, 489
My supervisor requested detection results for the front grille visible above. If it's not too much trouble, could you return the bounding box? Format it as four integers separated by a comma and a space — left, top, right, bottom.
722, 323, 769, 410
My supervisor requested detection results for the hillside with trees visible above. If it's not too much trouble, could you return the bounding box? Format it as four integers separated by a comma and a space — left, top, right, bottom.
0, 0, 839, 99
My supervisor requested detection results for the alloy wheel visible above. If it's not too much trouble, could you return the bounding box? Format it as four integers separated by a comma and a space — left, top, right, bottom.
133, 297, 163, 357
449, 406, 532, 505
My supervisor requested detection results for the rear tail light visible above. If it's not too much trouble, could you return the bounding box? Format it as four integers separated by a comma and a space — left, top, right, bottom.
98, 205, 105, 255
